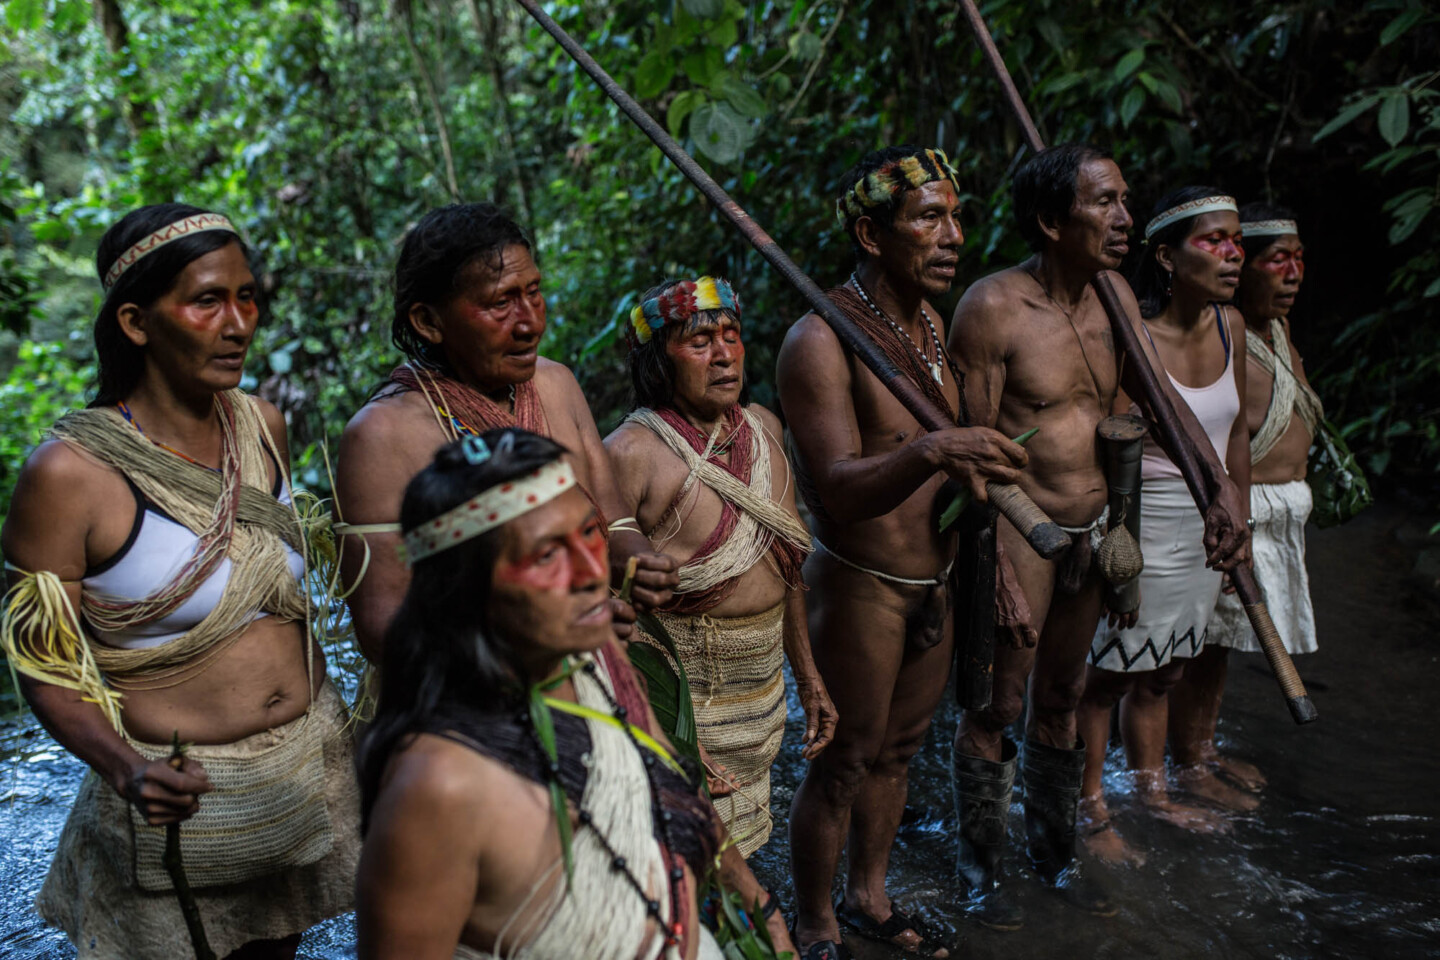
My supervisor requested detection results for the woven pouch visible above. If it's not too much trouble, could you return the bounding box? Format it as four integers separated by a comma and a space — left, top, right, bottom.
127, 710, 333, 891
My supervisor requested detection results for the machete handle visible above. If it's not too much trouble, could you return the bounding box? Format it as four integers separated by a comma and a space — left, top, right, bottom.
986, 482, 1070, 560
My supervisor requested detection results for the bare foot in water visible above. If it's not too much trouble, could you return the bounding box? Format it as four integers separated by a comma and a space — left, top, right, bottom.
1134, 771, 1232, 834
1079, 795, 1146, 867
1177, 764, 1261, 813
1215, 754, 1267, 793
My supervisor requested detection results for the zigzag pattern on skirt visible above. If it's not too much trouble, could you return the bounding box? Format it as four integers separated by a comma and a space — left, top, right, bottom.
1090, 626, 1206, 672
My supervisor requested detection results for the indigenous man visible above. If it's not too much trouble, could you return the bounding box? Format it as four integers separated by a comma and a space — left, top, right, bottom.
605, 276, 838, 858
1172, 203, 1319, 796
357, 429, 796, 959
778, 145, 1030, 960
947, 144, 1251, 926
336, 203, 676, 660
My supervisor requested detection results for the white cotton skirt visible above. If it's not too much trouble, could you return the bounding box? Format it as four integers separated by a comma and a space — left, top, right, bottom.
1209, 479, 1317, 655
1091, 475, 1219, 672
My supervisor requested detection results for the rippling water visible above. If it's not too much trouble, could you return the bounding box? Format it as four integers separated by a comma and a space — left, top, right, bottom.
3, 505, 1437, 958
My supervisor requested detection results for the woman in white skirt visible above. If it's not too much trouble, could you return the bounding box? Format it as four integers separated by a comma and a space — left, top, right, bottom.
1076, 186, 1252, 863
1170, 203, 1318, 800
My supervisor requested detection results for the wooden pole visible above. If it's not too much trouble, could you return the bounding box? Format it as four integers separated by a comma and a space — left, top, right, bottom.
164, 733, 217, 960
513, 0, 1071, 562
957, 0, 1316, 724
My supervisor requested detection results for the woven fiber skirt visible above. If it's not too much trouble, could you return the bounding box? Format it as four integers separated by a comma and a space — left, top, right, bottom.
1091, 475, 1220, 673
642, 603, 786, 858
1210, 479, 1317, 655
36, 680, 360, 959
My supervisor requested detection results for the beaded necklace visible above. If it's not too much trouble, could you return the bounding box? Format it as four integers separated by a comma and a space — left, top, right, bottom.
527, 657, 689, 951
116, 400, 222, 474
849, 271, 947, 385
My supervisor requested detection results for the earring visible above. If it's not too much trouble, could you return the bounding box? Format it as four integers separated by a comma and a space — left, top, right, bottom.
1165, 269, 1173, 298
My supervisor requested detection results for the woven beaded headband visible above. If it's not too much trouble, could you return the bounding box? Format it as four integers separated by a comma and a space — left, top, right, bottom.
1143, 195, 1237, 241
835, 148, 962, 230
629, 276, 740, 345
1239, 219, 1299, 239
402, 458, 577, 565
102, 213, 241, 293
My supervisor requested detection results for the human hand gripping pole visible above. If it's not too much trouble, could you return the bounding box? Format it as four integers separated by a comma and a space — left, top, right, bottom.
957, 0, 1316, 724
513, 0, 1071, 562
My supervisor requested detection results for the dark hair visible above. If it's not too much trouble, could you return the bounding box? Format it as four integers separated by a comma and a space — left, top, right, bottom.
91, 204, 248, 407
626, 279, 747, 411
1128, 185, 1228, 319
1238, 201, 1299, 261
1012, 143, 1114, 253
837, 144, 926, 260
356, 428, 569, 826
391, 203, 532, 368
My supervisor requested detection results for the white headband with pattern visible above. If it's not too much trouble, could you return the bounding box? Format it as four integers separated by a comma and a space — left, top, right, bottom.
103, 213, 240, 292
1239, 219, 1299, 238
1144, 195, 1238, 241
402, 459, 577, 565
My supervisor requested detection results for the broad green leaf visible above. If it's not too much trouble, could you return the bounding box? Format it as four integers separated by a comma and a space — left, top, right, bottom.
1036, 17, 1066, 53
708, 15, 739, 48
789, 30, 823, 62
1152, 78, 1184, 114
1119, 85, 1145, 128
635, 50, 675, 100
715, 75, 767, 119
4, 0, 43, 31
681, 46, 724, 86
1424, 276, 1440, 298
1313, 94, 1381, 142
681, 0, 725, 20
1381, 8, 1426, 46
667, 89, 706, 138
1113, 48, 1145, 82
1378, 93, 1410, 147
690, 101, 747, 164
1041, 71, 1086, 96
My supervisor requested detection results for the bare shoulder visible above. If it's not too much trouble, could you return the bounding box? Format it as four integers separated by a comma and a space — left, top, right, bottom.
1098, 270, 1142, 315
778, 312, 846, 376
534, 356, 584, 403
251, 396, 288, 441
379, 734, 506, 823
15, 437, 115, 494
342, 388, 435, 454
747, 402, 785, 438
603, 418, 663, 461
1, 438, 118, 567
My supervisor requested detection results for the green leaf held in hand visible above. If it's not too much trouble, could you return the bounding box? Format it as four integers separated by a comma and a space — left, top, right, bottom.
939, 428, 1039, 532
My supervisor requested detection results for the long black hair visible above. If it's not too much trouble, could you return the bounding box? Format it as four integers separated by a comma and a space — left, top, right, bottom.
391, 203, 532, 369
1129, 185, 1228, 319
626, 278, 749, 412
356, 428, 569, 826
91, 204, 248, 407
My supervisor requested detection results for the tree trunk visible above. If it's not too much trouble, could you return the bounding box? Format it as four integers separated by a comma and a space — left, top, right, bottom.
466, 0, 535, 230
395, 0, 461, 201
92, 0, 148, 138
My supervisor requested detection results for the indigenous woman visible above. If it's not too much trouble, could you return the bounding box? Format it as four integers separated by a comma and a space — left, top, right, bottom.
355, 429, 795, 960
1, 205, 358, 959
1174, 203, 1318, 795
604, 277, 835, 858
334, 204, 675, 664
1076, 187, 1252, 861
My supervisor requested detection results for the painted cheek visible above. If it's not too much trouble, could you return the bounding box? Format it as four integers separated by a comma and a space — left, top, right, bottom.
568, 530, 608, 586
497, 553, 572, 592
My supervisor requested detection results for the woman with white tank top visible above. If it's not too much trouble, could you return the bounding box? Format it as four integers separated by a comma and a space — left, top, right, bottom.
1074, 188, 1252, 864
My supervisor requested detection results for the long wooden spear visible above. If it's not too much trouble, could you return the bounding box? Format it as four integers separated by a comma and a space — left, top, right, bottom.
957, 0, 1317, 725
513, 0, 1071, 562
165, 732, 216, 960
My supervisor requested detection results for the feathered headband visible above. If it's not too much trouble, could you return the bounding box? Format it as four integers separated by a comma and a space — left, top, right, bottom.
628, 276, 740, 345
835, 148, 962, 230
102, 212, 240, 293
1143, 195, 1237, 241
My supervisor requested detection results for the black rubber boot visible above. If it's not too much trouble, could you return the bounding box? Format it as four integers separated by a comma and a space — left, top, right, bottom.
953, 738, 1024, 930
1022, 737, 1116, 917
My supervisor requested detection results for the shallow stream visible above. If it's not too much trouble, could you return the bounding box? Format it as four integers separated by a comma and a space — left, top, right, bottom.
2, 504, 1436, 958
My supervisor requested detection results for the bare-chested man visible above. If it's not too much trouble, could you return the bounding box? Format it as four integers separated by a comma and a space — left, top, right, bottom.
336, 203, 676, 660
947, 144, 1250, 928
605, 276, 837, 859
779, 145, 1029, 960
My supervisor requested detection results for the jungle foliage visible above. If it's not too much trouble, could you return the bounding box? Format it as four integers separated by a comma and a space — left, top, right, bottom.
1, 0, 1438, 526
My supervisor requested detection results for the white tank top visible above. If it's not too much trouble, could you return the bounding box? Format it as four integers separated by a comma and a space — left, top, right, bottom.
1140, 304, 1241, 481
81, 465, 305, 650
